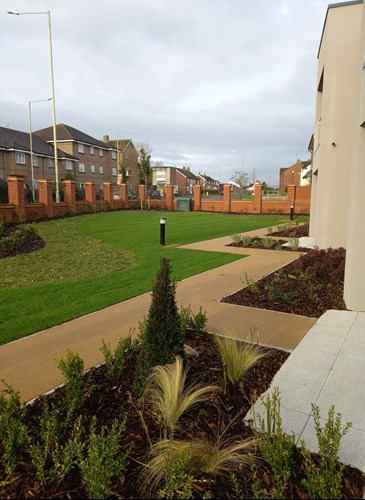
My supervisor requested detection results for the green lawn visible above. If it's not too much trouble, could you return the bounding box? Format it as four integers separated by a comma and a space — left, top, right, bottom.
0, 211, 287, 345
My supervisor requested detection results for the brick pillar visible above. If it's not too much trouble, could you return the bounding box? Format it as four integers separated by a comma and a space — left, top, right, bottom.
8, 175, 26, 222
63, 180, 76, 211
85, 182, 96, 211
120, 183, 129, 207
103, 182, 113, 204
39, 179, 54, 218
254, 183, 263, 214
138, 184, 146, 199
223, 184, 231, 213
287, 184, 296, 209
193, 183, 201, 211
165, 185, 174, 210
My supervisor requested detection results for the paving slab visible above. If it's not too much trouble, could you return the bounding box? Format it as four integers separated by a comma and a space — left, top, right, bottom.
249, 310, 365, 472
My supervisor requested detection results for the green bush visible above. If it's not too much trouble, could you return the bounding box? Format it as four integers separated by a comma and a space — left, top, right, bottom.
0, 383, 29, 473
57, 351, 86, 424
100, 335, 135, 383
0, 224, 38, 254
134, 258, 184, 395
79, 417, 128, 499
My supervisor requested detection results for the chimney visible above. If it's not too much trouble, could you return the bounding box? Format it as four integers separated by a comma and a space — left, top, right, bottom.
103, 134, 109, 142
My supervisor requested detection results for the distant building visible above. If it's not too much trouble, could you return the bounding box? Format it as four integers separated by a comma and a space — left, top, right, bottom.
151, 165, 199, 195
279, 159, 311, 193
0, 125, 77, 191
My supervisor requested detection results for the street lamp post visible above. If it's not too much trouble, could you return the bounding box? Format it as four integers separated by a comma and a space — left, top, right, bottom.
29, 98, 52, 200
8, 10, 60, 202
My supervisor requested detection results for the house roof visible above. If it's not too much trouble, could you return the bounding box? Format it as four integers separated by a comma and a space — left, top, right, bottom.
35, 123, 108, 148
0, 126, 76, 159
176, 167, 199, 180
105, 139, 135, 152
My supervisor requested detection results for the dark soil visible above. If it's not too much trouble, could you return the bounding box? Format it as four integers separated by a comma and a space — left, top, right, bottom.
222, 247, 347, 318
0, 224, 45, 259
0, 330, 363, 499
269, 223, 310, 238
227, 236, 310, 252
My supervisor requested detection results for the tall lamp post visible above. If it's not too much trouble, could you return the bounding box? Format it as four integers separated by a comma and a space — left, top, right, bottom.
8, 10, 60, 202
29, 98, 52, 200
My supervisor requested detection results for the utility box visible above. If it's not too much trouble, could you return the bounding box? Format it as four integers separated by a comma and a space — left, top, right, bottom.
176, 197, 191, 211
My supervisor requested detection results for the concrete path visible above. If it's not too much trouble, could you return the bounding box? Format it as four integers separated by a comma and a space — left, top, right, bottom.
0, 227, 316, 402
248, 310, 365, 472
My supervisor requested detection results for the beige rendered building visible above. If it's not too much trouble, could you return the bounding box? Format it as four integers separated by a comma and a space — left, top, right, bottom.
310, 0, 365, 311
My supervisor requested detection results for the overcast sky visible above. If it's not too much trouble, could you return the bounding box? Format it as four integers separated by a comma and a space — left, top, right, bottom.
2, 0, 331, 185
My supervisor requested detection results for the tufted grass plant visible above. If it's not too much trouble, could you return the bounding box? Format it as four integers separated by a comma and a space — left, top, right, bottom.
214, 331, 266, 389
141, 436, 254, 495
144, 356, 218, 438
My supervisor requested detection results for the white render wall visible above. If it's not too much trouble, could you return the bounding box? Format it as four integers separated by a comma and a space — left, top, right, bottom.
311, 1, 365, 311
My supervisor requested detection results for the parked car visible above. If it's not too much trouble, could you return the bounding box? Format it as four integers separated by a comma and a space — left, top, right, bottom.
149, 190, 162, 199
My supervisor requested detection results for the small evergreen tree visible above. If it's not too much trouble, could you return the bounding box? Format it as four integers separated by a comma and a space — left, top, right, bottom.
134, 257, 184, 394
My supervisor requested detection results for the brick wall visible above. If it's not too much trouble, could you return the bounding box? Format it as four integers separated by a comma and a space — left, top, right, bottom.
0, 176, 311, 223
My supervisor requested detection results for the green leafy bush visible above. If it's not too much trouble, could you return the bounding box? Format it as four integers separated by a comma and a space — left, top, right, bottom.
100, 335, 135, 382
0, 383, 29, 473
57, 351, 86, 424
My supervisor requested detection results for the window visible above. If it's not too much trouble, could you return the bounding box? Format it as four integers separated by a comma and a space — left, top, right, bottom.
79, 163, 86, 173
112, 150, 117, 160
66, 160, 74, 171
32, 155, 39, 167
99, 166, 104, 174
48, 158, 54, 168
99, 149, 103, 157
112, 167, 117, 176
15, 152, 26, 164
90, 164, 95, 174
78, 143, 84, 153
90, 146, 94, 155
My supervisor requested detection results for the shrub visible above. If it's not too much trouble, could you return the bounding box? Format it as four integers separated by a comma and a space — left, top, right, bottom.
300, 404, 352, 499
144, 356, 217, 438
241, 235, 253, 247
0, 224, 38, 255
142, 436, 253, 495
100, 335, 135, 383
134, 258, 184, 394
0, 215, 4, 236
57, 351, 86, 424
179, 305, 207, 334
251, 388, 295, 498
214, 332, 266, 388
262, 237, 275, 249
230, 234, 241, 244
0, 382, 29, 473
79, 417, 128, 499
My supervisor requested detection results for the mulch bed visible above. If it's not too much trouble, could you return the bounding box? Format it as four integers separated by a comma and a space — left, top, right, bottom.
1, 330, 363, 499
0, 225, 45, 259
269, 223, 310, 238
222, 247, 347, 318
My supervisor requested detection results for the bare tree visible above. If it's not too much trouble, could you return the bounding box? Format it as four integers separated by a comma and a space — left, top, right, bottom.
230, 169, 248, 197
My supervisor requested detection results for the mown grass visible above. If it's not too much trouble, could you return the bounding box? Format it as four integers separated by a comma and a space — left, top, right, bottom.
0, 211, 286, 344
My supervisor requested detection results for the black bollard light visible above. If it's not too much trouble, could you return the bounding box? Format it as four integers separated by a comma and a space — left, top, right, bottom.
290, 203, 294, 221
160, 217, 166, 245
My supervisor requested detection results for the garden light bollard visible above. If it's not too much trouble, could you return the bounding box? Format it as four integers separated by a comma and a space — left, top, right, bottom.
290, 203, 294, 221
160, 217, 166, 245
